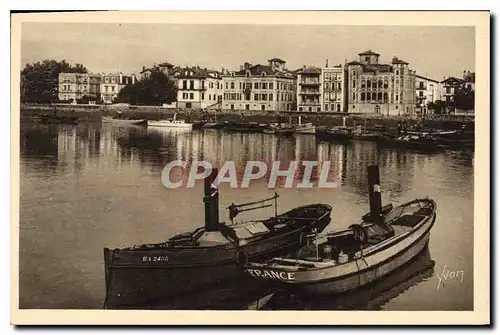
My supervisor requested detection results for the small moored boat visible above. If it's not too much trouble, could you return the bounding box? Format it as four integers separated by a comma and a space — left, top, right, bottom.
102, 117, 147, 126
103, 169, 332, 308
147, 113, 193, 129
243, 165, 437, 295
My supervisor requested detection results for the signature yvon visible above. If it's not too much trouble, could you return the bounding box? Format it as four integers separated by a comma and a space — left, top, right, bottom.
436, 264, 464, 290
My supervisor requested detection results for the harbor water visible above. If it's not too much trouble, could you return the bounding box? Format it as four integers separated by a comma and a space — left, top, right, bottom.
19, 122, 474, 310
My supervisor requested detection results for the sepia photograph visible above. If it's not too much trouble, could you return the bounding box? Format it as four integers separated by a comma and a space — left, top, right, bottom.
10, 10, 490, 325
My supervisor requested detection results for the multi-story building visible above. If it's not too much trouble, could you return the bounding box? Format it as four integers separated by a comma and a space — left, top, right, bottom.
100, 73, 136, 104
296, 66, 321, 113
58, 73, 102, 102
463, 70, 475, 90
415, 74, 441, 114
221, 58, 296, 112
346, 50, 416, 116
321, 64, 346, 113
176, 67, 223, 109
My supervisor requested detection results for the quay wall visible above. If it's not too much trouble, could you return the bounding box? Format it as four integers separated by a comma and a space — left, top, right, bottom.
20, 104, 475, 131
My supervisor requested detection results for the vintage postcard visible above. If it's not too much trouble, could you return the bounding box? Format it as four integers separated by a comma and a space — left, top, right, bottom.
11, 11, 490, 325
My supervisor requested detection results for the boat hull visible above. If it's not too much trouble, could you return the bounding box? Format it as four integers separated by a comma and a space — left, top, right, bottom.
294, 126, 316, 134
102, 117, 147, 126
147, 120, 193, 129
104, 209, 331, 308
244, 200, 436, 295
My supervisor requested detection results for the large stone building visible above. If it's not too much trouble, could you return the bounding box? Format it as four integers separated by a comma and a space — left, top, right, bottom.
346, 50, 416, 116
100, 73, 136, 104
221, 58, 296, 112
58, 73, 102, 102
321, 64, 346, 113
296, 66, 321, 113
176, 67, 223, 110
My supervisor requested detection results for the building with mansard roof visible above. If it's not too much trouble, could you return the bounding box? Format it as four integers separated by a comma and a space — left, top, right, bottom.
221, 58, 296, 112
176, 67, 223, 110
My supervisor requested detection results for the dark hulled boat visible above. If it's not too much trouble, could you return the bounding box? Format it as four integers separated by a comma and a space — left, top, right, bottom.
103, 169, 332, 308
376, 133, 441, 150
315, 126, 354, 142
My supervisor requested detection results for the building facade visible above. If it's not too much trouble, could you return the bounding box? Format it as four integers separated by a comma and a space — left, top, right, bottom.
221, 58, 296, 112
296, 67, 321, 113
58, 73, 101, 102
176, 67, 223, 109
100, 73, 136, 104
415, 74, 441, 114
321, 64, 346, 113
346, 50, 416, 116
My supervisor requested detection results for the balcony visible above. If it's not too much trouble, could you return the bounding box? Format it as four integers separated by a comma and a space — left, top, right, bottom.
299, 82, 320, 86
299, 91, 320, 96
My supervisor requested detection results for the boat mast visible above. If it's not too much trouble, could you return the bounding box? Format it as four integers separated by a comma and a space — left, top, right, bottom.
367, 165, 383, 224
203, 168, 220, 231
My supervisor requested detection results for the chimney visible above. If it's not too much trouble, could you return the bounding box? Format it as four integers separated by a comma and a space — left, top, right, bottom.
240, 65, 244, 71
142, 66, 145, 72
367, 165, 383, 224
325, 58, 329, 68
244, 62, 250, 70
204, 168, 220, 231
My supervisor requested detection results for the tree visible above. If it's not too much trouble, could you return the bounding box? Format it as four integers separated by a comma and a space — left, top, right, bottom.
452, 84, 475, 111
116, 69, 177, 105
21, 60, 88, 103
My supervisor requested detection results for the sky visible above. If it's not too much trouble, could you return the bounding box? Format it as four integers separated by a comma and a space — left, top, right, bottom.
20, 23, 475, 80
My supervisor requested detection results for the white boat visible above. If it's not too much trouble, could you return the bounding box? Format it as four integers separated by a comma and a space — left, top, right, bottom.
147, 114, 193, 129
102, 117, 147, 126
294, 116, 316, 134
242, 165, 437, 295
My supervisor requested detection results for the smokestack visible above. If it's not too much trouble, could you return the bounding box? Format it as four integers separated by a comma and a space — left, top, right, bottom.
204, 168, 220, 231
325, 58, 329, 68
367, 165, 382, 223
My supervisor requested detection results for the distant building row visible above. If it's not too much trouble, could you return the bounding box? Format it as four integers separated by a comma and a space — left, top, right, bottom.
58, 50, 474, 115
58, 72, 136, 104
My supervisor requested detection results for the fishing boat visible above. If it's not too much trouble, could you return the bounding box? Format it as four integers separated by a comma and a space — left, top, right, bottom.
315, 126, 353, 141
103, 169, 332, 308
223, 121, 265, 133
102, 117, 147, 126
294, 116, 316, 134
263, 123, 295, 135
147, 113, 193, 129
243, 165, 437, 295
377, 134, 440, 150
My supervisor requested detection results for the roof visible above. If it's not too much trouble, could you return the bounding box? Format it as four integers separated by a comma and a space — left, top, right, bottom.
346, 61, 364, 66
229, 64, 294, 78
358, 50, 380, 56
158, 62, 174, 68
441, 76, 465, 84
296, 67, 322, 75
268, 58, 286, 63
415, 74, 440, 83
391, 57, 409, 65
362, 64, 393, 73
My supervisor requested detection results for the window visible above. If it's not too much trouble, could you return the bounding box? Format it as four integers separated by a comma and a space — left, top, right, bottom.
361, 92, 365, 101
231, 104, 234, 110
337, 82, 341, 90
367, 80, 371, 88
325, 104, 329, 111
262, 94, 267, 101
269, 94, 273, 101
384, 80, 388, 89
190, 93, 194, 100
365, 56, 370, 62
246, 71, 250, 77
245, 93, 251, 101
190, 80, 194, 89
245, 104, 250, 110
261, 73, 266, 77
299, 107, 303, 112
372, 92, 377, 101
105, 86, 109, 92
254, 83, 259, 89
395, 105, 398, 109
377, 92, 382, 101
230, 82, 235, 89
309, 107, 312, 112
337, 104, 341, 112
361, 80, 366, 89
181, 80, 187, 89
186, 102, 192, 108
378, 80, 383, 88
372, 81, 376, 89
254, 94, 259, 101
239, 82, 242, 90
419, 91, 424, 97
352, 92, 356, 101
225, 82, 228, 89
209, 94, 212, 101
353, 80, 356, 88
201, 93, 205, 100
395, 70, 399, 75
202, 81, 205, 89
353, 71, 357, 76
395, 94, 399, 101
383, 92, 388, 101
262, 83, 268, 89
111, 86, 115, 92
